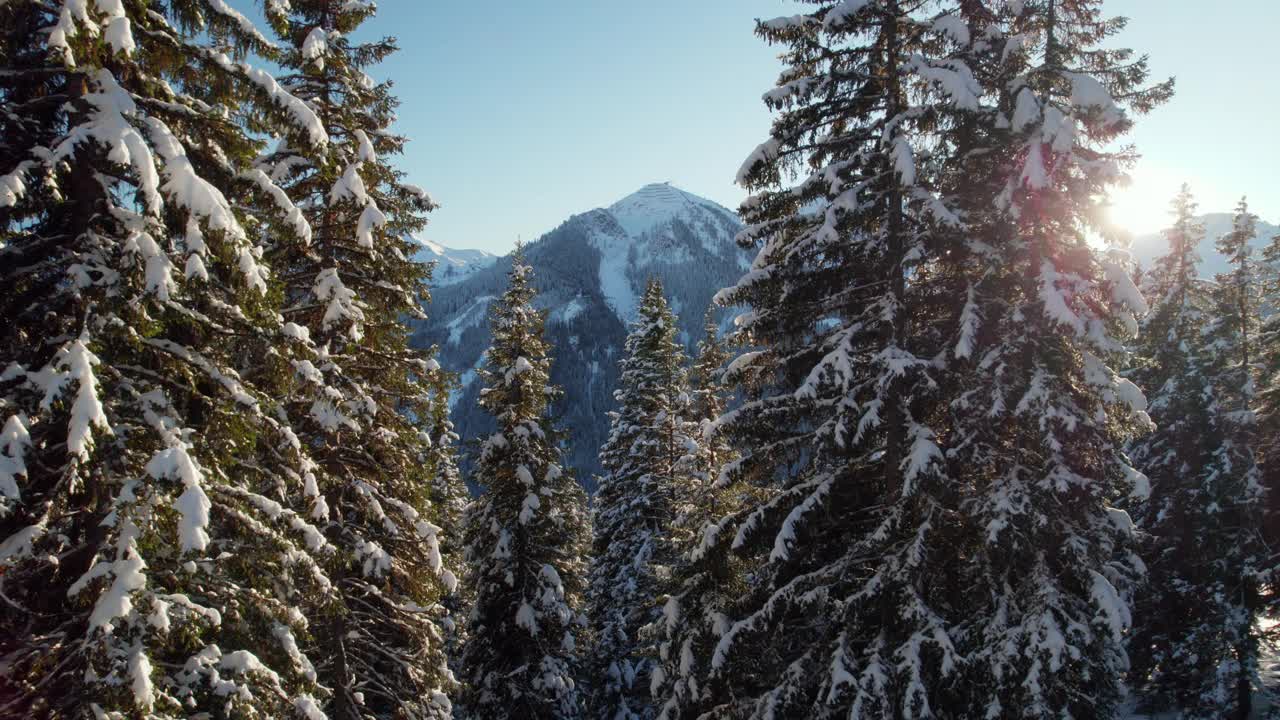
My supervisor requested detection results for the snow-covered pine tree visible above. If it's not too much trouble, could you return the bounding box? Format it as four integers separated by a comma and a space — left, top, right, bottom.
587, 280, 696, 720
685, 314, 737, 503
1128, 191, 1264, 719
946, 3, 1171, 716
706, 2, 992, 716
652, 315, 748, 719
425, 373, 471, 568
425, 367, 473, 674
1207, 201, 1263, 509
1201, 197, 1265, 719
1260, 219, 1280, 620
0, 1, 339, 716
460, 254, 590, 719
713, 0, 1167, 716
1126, 186, 1219, 708
1207, 201, 1262, 393
251, 1, 459, 716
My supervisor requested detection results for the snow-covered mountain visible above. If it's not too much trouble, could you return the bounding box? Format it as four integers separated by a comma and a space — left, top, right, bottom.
409, 183, 747, 487
1129, 212, 1279, 278
411, 236, 498, 286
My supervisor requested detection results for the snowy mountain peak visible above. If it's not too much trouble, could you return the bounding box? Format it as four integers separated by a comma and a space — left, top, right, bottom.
410, 236, 498, 286
417, 236, 447, 255
577, 183, 743, 322
606, 182, 733, 238
410, 183, 748, 482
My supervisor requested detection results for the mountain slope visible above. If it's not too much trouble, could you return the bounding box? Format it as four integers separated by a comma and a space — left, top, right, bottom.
409, 183, 746, 488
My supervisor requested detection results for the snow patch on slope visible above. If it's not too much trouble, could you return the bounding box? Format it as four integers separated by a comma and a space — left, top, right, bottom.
447, 295, 494, 346
551, 297, 588, 326
450, 369, 477, 411
586, 214, 640, 322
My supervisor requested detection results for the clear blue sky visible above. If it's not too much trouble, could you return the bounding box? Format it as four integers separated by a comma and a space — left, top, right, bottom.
1103, 0, 1279, 235
351, 1, 1277, 253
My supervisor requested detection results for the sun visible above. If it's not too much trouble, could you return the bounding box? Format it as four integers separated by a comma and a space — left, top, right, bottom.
1105, 170, 1177, 237
1103, 166, 1201, 239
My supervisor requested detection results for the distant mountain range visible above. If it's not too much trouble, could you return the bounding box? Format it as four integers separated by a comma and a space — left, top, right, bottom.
411, 237, 498, 287
1129, 212, 1279, 277
408, 183, 748, 487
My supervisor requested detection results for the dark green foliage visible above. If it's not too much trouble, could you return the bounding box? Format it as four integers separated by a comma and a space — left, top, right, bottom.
253, 1, 460, 716
1128, 191, 1264, 719
1254, 211, 1280, 621
652, 316, 749, 719
460, 255, 590, 719
587, 280, 695, 720
704, 1, 1168, 718
0, 0, 338, 715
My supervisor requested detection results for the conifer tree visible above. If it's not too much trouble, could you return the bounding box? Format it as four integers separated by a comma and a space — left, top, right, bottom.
1128, 192, 1264, 719
249, 1, 459, 716
0, 1, 339, 715
946, 3, 1170, 715
460, 254, 590, 719
1207, 198, 1261, 404
711, 1, 1168, 717
707, 2, 988, 716
425, 366, 473, 671
1202, 197, 1265, 719
1126, 187, 1217, 706
587, 280, 695, 720
652, 317, 747, 719
685, 315, 737, 496
1259, 222, 1280, 613
425, 373, 471, 562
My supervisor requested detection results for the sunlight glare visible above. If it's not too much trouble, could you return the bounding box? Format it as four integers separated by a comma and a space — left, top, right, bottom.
1105, 168, 1183, 237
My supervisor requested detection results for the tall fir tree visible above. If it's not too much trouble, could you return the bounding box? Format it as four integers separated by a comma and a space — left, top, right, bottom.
711, 0, 1168, 717
1125, 187, 1215, 706
587, 280, 696, 720
1255, 214, 1280, 622
947, 2, 1170, 716
652, 316, 747, 719
707, 2, 988, 716
1201, 197, 1265, 719
250, 1, 460, 716
0, 0, 341, 715
1128, 191, 1263, 719
425, 372, 471, 566
460, 254, 590, 719
684, 315, 738, 500
1206, 198, 1261, 405
425, 366, 473, 676
1136, 193, 1264, 712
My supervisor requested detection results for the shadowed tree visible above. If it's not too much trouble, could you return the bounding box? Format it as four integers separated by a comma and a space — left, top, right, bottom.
460, 254, 590, 719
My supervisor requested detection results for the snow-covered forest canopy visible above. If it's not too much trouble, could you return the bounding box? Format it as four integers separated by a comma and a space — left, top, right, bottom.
1, 1, 1277, 719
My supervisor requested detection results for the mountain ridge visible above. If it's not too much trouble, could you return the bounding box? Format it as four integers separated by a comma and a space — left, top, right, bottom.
1129, 211, 1279, 278
409, 183, 747, 487
411, 236, 498, 287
